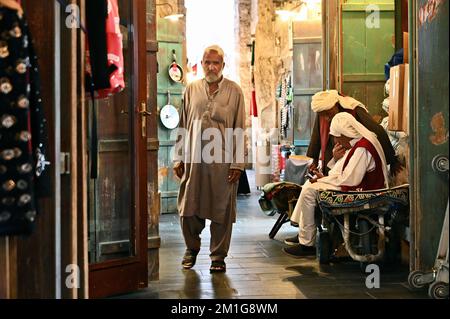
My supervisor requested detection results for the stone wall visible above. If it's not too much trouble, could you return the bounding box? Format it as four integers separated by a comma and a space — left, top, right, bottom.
236, 0, 253, 128
254, 0, 292, 129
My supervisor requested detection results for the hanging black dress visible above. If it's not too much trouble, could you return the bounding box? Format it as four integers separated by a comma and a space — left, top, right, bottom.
0, 7, 49, 236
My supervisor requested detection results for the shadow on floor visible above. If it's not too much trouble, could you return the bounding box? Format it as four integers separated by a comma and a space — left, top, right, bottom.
114, 170, 428, 299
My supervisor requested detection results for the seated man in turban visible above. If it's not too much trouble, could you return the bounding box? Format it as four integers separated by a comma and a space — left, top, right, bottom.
308, 90, 399, 176
284, 90, 401, 245
283, 112, 389, 257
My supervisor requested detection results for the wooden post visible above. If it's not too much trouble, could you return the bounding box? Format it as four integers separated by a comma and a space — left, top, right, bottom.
76, 0, 89, 299
0, 237, 17, 299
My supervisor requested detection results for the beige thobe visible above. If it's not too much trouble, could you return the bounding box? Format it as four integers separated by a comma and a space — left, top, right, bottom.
174, 77, 246, 225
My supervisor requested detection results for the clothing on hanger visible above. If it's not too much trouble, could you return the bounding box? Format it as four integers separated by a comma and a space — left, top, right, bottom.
0, 6, 50, 236
85, 0, 125, 97
0, 0, 23, 17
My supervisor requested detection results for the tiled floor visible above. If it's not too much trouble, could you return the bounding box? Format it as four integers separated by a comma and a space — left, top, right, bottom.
116, 170, 428, 299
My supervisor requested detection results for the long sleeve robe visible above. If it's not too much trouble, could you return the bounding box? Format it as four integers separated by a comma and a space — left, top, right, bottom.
174, 78, 245, 224
291, 138, 380, 225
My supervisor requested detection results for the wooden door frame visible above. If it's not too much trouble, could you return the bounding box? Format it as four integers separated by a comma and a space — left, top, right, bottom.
88, 0, 148, 298
14, 0, 59, 298
322, 0, 339, 90
146, 0, 161, 281
409, 0, 419, 272
0, 237, 17, 298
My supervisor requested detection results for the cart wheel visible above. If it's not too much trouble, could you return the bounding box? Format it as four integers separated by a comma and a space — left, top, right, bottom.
408, 270, 427, 289
428, 281, 449, 299
317, 231, 331, 264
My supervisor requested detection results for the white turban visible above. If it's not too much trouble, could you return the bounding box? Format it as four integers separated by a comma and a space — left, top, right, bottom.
330, 112, 389, 188
311, 90, 366, 113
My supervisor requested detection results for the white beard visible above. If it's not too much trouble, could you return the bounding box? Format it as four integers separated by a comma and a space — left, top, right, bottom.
205, 70, 223, 83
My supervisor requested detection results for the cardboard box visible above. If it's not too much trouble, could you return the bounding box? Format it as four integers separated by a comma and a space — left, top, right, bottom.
388, 64, 405, 131
402, 63, 410, 134
403, 32, 409, 63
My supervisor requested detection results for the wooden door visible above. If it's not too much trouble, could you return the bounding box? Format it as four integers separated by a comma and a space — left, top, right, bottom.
88, 0, 148, 298
410, 0, 449, 270
340, 0, 395, 118
156, 16, 185, 214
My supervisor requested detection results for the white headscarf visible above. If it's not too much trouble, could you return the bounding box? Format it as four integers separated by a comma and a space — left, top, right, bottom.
330, 112, 389, 188
311, 90, 367, 113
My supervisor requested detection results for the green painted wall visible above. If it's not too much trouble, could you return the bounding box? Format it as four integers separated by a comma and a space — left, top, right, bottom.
342, 1, 395, 118
157, 18, 185, 214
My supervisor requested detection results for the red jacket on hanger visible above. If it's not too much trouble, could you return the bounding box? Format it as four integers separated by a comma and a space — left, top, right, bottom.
86, 0, 125, 99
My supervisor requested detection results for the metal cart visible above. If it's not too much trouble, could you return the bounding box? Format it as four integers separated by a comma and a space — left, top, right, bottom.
408, 201, 449, 299
316, 185, 410, 266
408, 155, 449, 299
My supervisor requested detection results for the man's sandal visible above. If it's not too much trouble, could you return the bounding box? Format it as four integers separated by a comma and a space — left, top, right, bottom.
210, 260, 226, 273
181, 249, 199, 269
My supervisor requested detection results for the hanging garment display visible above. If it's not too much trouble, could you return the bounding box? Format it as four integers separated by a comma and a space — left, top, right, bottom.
0, 5, 50, 236
278, 75, 292, 140
85, 0, 125, 178
85, 0, 125, 98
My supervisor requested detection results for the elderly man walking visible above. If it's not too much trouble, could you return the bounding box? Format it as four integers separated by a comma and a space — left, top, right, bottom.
173, 45, 245, 273
283, 112, 389, 257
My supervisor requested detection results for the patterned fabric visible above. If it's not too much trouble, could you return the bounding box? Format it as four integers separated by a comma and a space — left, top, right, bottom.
262, 181, 301, 200
260, 182, 301, 213
0, 7, 49, 236
317, 185, 409, 215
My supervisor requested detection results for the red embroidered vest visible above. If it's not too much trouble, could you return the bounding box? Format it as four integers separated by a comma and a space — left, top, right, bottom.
341, 138, 385, 191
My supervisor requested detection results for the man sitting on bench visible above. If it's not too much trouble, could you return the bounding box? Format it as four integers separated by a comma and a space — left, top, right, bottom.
283, 112, 390, 257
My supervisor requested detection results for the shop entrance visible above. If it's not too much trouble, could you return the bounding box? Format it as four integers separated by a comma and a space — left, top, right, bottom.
88, 0, 149, 298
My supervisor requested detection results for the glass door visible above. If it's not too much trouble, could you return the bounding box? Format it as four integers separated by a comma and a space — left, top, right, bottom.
88, 0, 148, 298
292, 5, 323, 150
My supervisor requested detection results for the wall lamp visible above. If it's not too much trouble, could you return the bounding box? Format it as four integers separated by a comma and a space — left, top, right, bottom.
156, 2, 184, 21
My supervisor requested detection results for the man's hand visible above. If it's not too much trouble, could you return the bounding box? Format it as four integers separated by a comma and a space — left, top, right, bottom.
312, 169, 324, 179
310, 169, 324, 183
309, 160, 319, 173
228, 169, 242, 183
173, 162, 184, 179
332, 142, 345, 161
